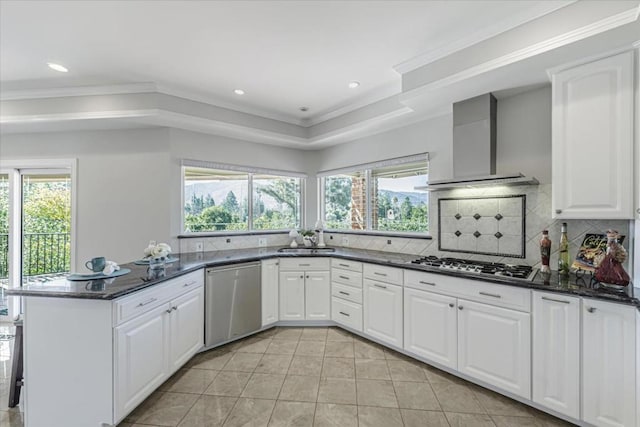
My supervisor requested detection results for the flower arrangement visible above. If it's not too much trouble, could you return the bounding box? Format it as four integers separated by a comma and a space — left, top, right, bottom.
143, 241, 172, 260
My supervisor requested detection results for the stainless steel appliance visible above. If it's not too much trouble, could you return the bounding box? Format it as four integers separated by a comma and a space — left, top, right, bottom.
409, 256, 537, 281
205, 262, 261, 347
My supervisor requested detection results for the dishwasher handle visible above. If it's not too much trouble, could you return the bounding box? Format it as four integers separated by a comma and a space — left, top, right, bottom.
207, 262, 261, 274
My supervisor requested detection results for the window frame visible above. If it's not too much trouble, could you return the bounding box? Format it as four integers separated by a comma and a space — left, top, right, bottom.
318, 154, 429, 237
181, 160, 306, 235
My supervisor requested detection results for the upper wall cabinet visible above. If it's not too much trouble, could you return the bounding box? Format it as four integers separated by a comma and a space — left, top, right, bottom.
551, 50, 635, 219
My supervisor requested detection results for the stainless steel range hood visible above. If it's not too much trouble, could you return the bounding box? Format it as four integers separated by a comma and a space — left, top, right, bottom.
416, 93, 538, 191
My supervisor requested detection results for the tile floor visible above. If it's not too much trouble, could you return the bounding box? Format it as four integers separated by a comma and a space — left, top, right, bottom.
119, 327, 575, 427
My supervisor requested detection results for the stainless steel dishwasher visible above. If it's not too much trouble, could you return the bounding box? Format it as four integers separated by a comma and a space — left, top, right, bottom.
205, 262, 262, 347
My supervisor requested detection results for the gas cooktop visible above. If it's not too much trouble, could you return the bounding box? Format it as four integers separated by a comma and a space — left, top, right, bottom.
409, 256, 537, 282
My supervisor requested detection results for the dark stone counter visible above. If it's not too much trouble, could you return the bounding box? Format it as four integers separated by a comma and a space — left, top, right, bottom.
7, 247, 639, 308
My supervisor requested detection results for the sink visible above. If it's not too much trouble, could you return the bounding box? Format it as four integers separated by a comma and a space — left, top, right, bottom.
277, 247, 336, 253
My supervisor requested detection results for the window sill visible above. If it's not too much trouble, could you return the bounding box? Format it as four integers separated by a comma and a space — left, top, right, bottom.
324, 230, 432, 239
178, 230, 289, 238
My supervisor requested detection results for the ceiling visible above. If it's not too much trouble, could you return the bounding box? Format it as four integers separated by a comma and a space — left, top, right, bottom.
0, 0, 573, 125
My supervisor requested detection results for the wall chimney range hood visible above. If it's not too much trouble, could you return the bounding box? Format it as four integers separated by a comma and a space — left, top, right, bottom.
416, 93, 538, 191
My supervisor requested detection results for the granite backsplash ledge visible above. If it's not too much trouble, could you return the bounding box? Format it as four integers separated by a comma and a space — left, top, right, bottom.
179, 184, 631, 270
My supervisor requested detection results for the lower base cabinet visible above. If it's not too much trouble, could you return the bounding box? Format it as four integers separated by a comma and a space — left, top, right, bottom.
115, 286, 204, 421
582, 298, 637, 427
457, 299, 531, 399
403, 287, 457, 369
532, 292, 580, 419
332, 296, 363, 331
363, 279, 403, 347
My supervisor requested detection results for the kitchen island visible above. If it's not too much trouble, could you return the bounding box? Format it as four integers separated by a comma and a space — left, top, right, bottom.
8, 247, 639, 427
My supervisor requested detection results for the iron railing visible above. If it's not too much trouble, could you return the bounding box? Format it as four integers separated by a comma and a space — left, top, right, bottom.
0, 233, 71, 279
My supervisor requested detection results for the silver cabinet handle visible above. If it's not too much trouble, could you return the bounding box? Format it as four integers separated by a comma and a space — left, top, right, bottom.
458, 306, 463, 310
338, 275, 350, 280
374, 284, 387, 289
637, 208, 640, 215
374, 272, 387, 277
542, 296, 570, 304
449, 303, 454, 308
339, 291, 350, 296
419, 281, 436, 286
183, 281, 197, 287
136, 298, 157, 307
299, 263, 311, 266
555, 209, 562, 214
306, 275, 309, 279
586, 306, 596, 313
166, 308, 173, 314
339, 311, 350, 317
479, 292, 501, 299
172, 305, 178, 311
338, 263, 350, 267
300, 275, 304, 279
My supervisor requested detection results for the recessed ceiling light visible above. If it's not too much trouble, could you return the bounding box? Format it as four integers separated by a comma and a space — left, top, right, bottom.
47, 62, 68, 73
234, 89, 245, 95
348, 81, 360, 89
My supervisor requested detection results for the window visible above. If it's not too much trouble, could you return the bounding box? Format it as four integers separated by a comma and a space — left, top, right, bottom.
183, 162, 304, 233
320, 154, 429, 234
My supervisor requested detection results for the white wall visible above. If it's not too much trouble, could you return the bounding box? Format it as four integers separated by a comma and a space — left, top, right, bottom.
496, 86, 552, 184
0, 128, 172, 266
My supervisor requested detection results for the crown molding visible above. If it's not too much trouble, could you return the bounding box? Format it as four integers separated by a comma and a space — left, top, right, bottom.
400, 6, 640, 105
0, 83, 158, 101
0, 109, 158, 124
545, 42, 640, 79
393, 1, 576, 74
302, 81, 402, 127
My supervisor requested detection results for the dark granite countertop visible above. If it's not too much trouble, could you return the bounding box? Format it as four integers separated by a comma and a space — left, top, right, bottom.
7, 247, 639, 308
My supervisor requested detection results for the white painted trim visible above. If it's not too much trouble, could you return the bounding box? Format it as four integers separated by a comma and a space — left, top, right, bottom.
546, 43, 640, 79
0, 82, 157, 101
393, 1, 577, 74
400, 7, 640, 106
302, 81, 402, 127
0, 109, 159, 124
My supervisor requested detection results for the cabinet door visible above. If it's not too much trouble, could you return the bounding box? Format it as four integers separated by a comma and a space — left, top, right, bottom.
279, 271, 305, 320
169, 288, 204, 373
261, 259, 279, 326
404, 288, 457, 369
532, 292, 580, 419
552, 51, 634, 219
458, 299, 530, 399
305, 271, 330, 320
115, 304, 169, 420
363, 279, 403, 347
582, 299, 637, 427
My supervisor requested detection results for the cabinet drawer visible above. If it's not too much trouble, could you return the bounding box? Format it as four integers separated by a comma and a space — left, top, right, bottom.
114, 269, 204, 326
332, 297, 363, 332
332, 282, 363, 304
364, 263, 403, 285
331, 258, 363, 272
331, 268, 363, 288
279, 258, 330, 271
404, 269, 530, 312
114, 283, 174, 326
166, 270, 204, 299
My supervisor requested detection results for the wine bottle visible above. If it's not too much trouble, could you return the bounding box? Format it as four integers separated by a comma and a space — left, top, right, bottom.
540, 230, 551, 273
558, 223, 570, 277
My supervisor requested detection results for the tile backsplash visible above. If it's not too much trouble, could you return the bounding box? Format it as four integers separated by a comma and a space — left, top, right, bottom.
438, 195, 525, 257
180, 184, 631, 271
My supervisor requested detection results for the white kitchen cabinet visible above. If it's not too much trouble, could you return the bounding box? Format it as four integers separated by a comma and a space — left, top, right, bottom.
457, 299, 531, 399
279, 258, 331, 321
279, 271, 305, 320
115, 285, 204, 421
582, 298, 637, 427
115, 303, 169, 418
261, 259, 279, 326
532, 291, 580, 419
551, 50, 635, 219
169, 288, 205, 371
404, 287, 457, 369
305, 271, 331, 320
363, 278, 403, 347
